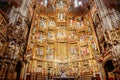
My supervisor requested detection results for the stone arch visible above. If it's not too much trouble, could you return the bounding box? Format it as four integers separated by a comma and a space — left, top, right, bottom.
104, 60, 114, 79
15, 60, 24, 80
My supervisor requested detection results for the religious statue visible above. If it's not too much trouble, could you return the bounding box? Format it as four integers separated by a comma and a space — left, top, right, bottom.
40, 20, 46, 28
47, 45, 54, 54
75, 21, 80, 28
75, 21, 83, 28
56, 1, 66, 10
49, 20, 56, 26
69, 31, 76, 39
47, 46, 50, 54
68, 18, 73, 27
36, 48, 43, 55
57, 13, 65, 21
9, 40, 16, 49
33, 27, 36, 33
89, 35, 93, 41
39, 17, 47, 28
80, 46, 89, 55
80, 21, 84, 27
61, 71, 66, 77
37, 32, 44, 41
69, 46, 78, 54
15, 24, 21, 35
92, 42, 97, 51
13, 45, 19, 59
39, 33, 43, 41
6, 40, 16, 58
48, 32, 55, 40
57, 28, 66, 38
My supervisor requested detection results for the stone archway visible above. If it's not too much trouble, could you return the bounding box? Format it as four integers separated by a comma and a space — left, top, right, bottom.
104, 60, 114, 79
15, 61, 23, 80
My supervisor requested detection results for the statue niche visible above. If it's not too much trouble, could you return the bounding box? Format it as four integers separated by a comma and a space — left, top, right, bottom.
68, 17, 74, 27
75, 17, 84, 28
56, 0, 67, 11
79, 32, 87, 43
6, 40, 16, 59
68, 31, 77, 40
48, 20, 56, 27
11, 17, 24, 38
37, 32, 45, 42
39, 17, 47, 28
13, 42, 20, 59
36, 47, 44, 55
69, 46, 78, 54
57, 13, 66, 22
80, 46, 89, 55
46, 45, 54, 54
46, 45, 54, 59
57, 27, 66, 38
48, 31, 55, 40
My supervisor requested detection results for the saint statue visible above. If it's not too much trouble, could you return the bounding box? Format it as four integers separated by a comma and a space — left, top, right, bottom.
61, 71, 66, 77
58, 13, 65, 21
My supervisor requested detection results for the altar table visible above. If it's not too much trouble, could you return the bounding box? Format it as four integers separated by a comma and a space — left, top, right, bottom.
52, 77, 76, 80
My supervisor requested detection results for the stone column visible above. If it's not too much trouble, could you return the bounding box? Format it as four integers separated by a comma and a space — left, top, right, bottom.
24, 63, 28, 80
94, 0, 113, 31
98, 63, 106, 80
20, 62, 25, 80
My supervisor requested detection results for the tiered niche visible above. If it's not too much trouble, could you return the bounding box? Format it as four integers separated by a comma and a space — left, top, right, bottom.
26, 0, 100, 79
